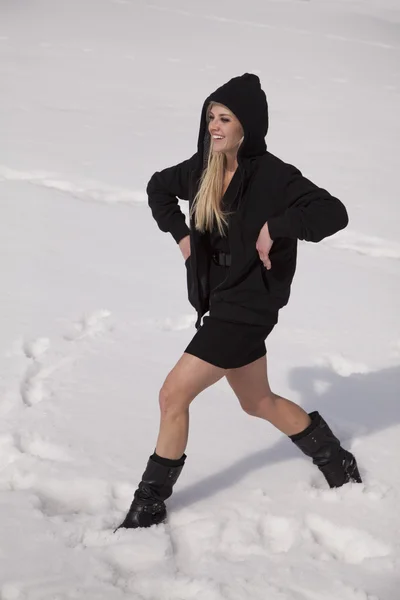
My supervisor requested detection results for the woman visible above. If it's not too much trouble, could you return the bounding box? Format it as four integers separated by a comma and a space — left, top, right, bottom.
116, 73, 361, 531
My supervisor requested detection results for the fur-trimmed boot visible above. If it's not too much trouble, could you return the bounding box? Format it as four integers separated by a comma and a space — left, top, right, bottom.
289, 411, 362, 488
115, 453, 186, 530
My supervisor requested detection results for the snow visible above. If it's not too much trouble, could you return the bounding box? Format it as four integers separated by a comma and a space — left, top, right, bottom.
0, 0, 399, 598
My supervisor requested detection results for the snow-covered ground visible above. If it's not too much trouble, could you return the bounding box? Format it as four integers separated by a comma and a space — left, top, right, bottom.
1, 0, 399, 598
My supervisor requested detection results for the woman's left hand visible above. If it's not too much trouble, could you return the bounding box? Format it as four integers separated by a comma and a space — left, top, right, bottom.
256, 222, 274, 270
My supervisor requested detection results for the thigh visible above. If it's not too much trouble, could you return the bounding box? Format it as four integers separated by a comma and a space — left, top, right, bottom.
225, 354, 272, 409
162, 352, 226, 405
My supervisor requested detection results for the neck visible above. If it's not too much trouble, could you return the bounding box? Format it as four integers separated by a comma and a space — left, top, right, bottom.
224, 151, 238, 173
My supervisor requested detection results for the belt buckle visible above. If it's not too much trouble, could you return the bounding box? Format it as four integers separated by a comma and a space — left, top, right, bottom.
212, 251, 230, 267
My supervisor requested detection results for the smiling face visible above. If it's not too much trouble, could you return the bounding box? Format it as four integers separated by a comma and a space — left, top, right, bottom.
207, 103, 244, 156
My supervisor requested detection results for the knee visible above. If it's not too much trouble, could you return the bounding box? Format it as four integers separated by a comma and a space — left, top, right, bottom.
158, 382, 190, 419
241, 391, 277, 418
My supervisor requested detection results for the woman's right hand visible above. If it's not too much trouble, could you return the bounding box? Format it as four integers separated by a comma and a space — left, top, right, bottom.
178, 235, 191, 261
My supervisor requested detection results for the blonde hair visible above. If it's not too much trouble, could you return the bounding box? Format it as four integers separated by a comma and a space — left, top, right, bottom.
189, 102, 243, 236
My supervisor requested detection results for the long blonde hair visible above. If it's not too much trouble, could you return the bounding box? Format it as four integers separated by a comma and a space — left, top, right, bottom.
189, 102, 243, 236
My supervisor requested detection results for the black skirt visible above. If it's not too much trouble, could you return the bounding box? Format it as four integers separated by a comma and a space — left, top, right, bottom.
184, 255, 277, 369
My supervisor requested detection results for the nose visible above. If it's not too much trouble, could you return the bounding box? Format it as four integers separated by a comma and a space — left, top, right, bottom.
209, 122, 222, 135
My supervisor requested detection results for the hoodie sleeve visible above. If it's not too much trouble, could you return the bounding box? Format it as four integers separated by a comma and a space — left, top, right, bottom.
147, 153, 198, 244
267, 165, 349, 243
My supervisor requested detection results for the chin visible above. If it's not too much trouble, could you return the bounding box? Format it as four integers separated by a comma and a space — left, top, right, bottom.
211, 146, 229, 155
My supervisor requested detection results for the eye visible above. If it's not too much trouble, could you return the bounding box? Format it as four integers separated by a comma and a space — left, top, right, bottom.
208, 115, 230, 123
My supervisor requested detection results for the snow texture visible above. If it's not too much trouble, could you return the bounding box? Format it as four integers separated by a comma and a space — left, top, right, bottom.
0, 0, 399, 598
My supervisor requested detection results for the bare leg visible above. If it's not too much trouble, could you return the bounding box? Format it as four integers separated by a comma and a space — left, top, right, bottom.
155, 352, 225, 459
226, 355, 310, 436
116, 353, 226, 530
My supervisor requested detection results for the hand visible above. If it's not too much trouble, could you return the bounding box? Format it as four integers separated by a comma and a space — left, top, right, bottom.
256, 222, 273, 270
178, 235, 191, 261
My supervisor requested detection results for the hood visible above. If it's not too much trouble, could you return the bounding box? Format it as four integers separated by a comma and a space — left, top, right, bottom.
197, 72, 269, 170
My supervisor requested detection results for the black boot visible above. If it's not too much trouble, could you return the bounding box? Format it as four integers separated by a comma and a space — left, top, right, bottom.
115, 453, 186, 531
289, 411, 362, 488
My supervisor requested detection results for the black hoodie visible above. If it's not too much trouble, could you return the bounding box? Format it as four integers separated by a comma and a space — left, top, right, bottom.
147, 73, 348, 329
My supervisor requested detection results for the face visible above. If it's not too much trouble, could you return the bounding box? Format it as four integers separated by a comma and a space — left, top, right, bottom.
207, 104, 243, 155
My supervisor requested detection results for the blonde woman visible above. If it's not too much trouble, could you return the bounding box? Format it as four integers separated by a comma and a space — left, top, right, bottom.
116, 73, 361, 531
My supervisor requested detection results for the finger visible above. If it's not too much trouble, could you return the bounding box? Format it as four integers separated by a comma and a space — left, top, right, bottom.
257, 251, 267, 261
258, 252, 270, 267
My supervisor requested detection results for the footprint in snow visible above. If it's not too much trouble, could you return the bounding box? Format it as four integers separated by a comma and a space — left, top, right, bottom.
14, 431, 73, 463
63, 309, 112, 341
0, 431, 73, 471
305, 513, 391, 564
1, 338, 50, 414
0, 432, 76, 498
0, 434, 21, 471
7, 470, 112, 518
7, 335, 68, 408
22, 337, 50, 360
20, 355, 72, 407
12, 311, 111, 408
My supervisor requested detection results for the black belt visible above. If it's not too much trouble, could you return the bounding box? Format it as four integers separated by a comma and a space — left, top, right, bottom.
212, 251, 231, 267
